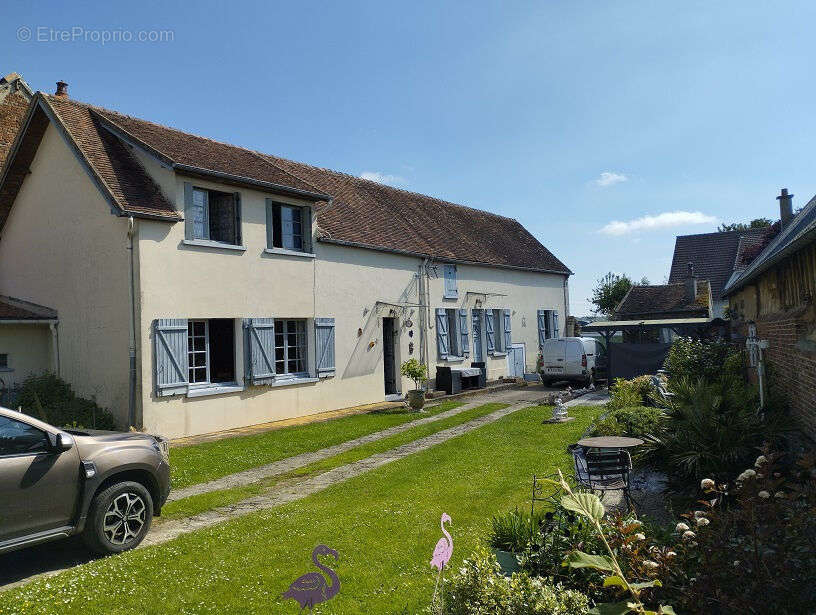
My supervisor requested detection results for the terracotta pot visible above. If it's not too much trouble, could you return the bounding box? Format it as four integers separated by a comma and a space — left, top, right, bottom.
406, 389, 425, 410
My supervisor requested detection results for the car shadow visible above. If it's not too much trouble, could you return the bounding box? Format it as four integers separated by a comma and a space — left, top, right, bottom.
0, 536, 100, 589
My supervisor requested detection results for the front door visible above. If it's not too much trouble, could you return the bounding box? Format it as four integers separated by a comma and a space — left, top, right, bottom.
0, 415, 80, 541
472, 309, 483, 362
382, 317, 398, 395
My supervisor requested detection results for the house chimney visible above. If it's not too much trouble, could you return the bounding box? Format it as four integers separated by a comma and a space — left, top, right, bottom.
777, 188, 793, 229
54, 81, 68, 98
685, 262, 697, 302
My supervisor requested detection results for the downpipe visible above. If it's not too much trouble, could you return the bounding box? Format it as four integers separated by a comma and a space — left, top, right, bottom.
127, 217, 137, 429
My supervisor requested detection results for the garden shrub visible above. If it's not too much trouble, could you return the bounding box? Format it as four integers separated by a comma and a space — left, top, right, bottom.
589, 405, 663, 438
442, 547, 590, 615
488, 509, 541, 552
641, 375, 793, 483
17, 373, 116, 430
663, 337, 741, 383
607, 376, 654, 409
658, 451, 816, 613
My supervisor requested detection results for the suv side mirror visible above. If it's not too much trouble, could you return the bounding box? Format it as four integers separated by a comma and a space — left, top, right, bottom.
55, 432, 75, 451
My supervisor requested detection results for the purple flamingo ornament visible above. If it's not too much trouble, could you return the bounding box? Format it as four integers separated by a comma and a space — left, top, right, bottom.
282, 545, 340, 611
430, 513, 453, 610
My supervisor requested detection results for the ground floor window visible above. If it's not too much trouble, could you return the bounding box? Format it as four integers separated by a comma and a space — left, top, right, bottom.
275, 319, 307, 375
187, 318, 235, 385
492, 309, 505, 352
445, 308, 460, 357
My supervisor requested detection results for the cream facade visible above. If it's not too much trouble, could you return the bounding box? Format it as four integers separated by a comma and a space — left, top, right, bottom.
0, 100, 571, 438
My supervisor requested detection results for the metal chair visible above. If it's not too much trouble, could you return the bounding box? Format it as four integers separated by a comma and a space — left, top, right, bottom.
569, 445, 636, 512
650, 375, 675, 406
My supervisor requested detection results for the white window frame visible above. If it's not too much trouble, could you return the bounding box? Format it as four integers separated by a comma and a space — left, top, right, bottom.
187, 319, 211, 386
190, 187, 241, 246
445, 309, 460, 358
267, 201, 313, 255
274, 318, 309, 378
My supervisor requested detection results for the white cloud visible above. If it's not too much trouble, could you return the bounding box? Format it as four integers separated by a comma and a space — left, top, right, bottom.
599, 211, 717, 236
592, 171, 628, 187
360, 171, 408, 187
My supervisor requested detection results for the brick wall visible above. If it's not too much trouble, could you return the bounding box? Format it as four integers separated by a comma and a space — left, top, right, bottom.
751, 308, 816, 436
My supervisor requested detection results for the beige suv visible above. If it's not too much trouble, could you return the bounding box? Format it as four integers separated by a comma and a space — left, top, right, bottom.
0, 406, 170, 555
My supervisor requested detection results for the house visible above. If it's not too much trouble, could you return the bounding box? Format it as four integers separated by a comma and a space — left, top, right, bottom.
723, 189, 816, 434
0, 80, 571, 438
668, 226, 775, 318
581, 266, 715, 380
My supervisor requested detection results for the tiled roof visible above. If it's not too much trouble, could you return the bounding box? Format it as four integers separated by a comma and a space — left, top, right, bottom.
45, 96, 178, 219
2, 93, 570, 274
723, 196, 816, 295
266, 156, 571, 272
0, 295, 57, 320
668, 228, 772, 301
614, 281, 710, 319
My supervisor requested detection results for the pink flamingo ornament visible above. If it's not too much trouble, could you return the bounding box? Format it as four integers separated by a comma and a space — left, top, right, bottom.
430, 513, 453, 609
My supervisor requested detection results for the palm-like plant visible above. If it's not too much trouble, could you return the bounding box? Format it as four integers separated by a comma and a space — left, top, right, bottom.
641, 375, 793, 482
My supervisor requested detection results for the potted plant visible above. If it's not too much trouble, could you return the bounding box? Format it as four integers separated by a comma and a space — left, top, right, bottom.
400, 358, 428, 410
488, 509, 532, 575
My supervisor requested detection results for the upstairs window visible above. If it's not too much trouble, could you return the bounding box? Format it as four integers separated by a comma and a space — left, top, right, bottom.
443, 264, 458, 299
185, 184, 242, 246
267, 201, 312, 253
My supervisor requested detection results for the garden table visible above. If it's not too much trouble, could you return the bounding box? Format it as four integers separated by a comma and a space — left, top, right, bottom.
575, 436, 644, 449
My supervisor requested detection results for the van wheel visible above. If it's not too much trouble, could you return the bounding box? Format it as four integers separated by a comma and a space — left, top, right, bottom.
83, 481, 153, 554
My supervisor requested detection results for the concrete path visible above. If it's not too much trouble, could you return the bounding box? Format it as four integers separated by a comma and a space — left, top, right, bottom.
0, 386, 608, 592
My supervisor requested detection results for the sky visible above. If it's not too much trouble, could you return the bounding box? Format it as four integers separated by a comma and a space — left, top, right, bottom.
3, 1, 816, 315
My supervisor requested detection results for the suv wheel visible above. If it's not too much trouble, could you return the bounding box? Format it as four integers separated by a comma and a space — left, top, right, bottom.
83, 481, 153, 554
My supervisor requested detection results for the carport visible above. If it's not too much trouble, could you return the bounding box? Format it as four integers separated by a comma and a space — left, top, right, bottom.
582, 317, 719, 383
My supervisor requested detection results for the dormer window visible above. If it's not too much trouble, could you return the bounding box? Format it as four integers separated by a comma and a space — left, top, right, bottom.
266, 200, 313, 254
184, 183, 242, 246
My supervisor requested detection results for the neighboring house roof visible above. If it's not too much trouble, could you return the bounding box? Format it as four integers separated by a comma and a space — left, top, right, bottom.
0, 92, 571, 275
723, 195, 816, 296
0, 295, 57, 321
614, 281, 710, 319
0, 73, 34, 171
668, 228, 773, 302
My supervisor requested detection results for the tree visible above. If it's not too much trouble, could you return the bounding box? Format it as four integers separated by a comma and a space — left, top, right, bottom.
717, 218, 772, 232
589, 272, 633, 316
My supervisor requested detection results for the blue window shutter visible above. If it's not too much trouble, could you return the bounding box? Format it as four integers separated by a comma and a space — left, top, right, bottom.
154, 319, 188, 396
443, 264, 458, 299
315, 318, 335, 377
244, 318, 276, 385
459, 309, 469, 355
503, 309, 512, 350
537, 310, 547, 348
552, 310, 560, 339
183, 182, 194, 240
265, 198, 274, 248
436, 308, 449, 359
485, 310, 495, 354
234, 192, 242, 246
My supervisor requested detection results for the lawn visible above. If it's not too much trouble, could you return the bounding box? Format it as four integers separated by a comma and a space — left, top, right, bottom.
170, 399, 464, 489
161, 402, 510, 520
0, 404, 602, 615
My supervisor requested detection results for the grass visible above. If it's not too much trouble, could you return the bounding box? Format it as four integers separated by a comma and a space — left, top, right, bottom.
169, 400, 464, 489
0, 404, 603, 615
159, 402, 510, 520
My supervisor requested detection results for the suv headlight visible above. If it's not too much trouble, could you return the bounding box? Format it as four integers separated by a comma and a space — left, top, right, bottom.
151, 436, 170, 464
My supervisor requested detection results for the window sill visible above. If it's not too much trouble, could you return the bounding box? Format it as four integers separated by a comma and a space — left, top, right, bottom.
182, 239, 246, 252
445, 356, 466, 363
186, 383, 245, 398
442, 295, 458, 301
489, 351, 508, 357
268, 376, 319, 388
263, 248, 316, 259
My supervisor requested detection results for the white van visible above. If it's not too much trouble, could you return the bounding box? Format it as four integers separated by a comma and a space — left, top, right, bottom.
539, 337, 598, 387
